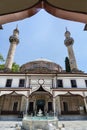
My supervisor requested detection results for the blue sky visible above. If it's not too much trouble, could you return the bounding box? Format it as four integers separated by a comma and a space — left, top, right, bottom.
0, 9, 87, 72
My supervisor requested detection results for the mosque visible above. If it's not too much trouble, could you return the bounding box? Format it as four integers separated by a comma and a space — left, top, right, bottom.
0, 26, 87, 119
0, 0, 87, 120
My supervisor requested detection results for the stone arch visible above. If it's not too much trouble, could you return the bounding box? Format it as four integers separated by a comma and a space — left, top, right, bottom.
55, 92, 85, 115
28, 85, 53, 115
0, 91, 28, 115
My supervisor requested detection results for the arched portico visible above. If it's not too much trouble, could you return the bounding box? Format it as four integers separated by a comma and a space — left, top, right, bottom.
28, 85, 53, 116
59, 94, 85, 115
0, 91, 28, 116
55, 92, 86, 115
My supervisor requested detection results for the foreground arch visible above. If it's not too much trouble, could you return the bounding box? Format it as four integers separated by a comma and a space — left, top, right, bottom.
1, 0, 87, 24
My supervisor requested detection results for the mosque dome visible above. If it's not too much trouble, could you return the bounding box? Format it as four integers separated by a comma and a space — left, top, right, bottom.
20, 58, 63, 73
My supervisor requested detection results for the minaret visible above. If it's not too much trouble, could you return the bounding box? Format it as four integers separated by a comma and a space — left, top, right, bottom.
5, 27, 19, 71
64, 29, 78, 71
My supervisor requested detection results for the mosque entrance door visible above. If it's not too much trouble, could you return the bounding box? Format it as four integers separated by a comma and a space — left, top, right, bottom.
36, 99, 45, 114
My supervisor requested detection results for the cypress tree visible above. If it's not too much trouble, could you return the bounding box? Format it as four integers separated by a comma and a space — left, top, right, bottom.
65, 57, 71, 72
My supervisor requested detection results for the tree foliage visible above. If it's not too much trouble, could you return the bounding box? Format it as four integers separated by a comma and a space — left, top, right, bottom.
0, 54, 5, 62
0, 64, 5, 71
0, 53, 20, 72
0, 54, 5, 71
0, 62, 20, 72
11, 62, 20, 72
65, 57, 71, 72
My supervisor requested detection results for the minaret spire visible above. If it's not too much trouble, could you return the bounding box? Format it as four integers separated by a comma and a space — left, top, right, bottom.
5, 26, 19, 71
64, 29, 78, 72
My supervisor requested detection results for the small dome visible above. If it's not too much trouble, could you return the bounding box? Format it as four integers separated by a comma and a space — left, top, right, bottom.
20, 58, 62, 73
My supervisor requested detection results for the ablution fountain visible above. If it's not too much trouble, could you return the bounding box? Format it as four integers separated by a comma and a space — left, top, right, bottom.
22, 109, 58, 130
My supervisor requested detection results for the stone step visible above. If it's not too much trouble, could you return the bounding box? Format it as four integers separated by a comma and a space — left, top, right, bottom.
0, 115, 22, 121
59, 115, 87, 121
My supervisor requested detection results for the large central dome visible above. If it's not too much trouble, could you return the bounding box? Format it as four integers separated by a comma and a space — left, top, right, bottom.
20, 58, 62, 73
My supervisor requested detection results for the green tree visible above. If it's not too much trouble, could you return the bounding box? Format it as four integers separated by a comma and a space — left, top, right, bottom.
65, 57, 71, 72
0, 64, 5, 70
0, 62, 20, 72
0, 54, 5, 71
11, 62, 20, 72
0, 54, 5, 62
0, 54, 20, 72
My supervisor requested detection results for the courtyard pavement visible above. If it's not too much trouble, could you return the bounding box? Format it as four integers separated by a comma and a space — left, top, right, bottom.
0, 120, 87, 130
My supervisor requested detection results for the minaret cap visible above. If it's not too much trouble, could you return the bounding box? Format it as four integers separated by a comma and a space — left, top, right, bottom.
64, 28, 74, 46
9, 26, 19, 44
13, 25, 19, 37
64, 28, 71, 38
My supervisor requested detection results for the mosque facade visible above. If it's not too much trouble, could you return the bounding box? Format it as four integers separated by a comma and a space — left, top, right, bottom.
0, 27, 87, 118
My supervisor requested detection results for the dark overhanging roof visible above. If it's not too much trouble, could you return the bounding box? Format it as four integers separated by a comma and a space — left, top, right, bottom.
0, 0, 87, 25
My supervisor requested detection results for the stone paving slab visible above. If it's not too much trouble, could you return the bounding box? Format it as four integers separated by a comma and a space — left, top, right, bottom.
58, 121, 87, 130
0, 120, 87, 130
0, 121, 22, 130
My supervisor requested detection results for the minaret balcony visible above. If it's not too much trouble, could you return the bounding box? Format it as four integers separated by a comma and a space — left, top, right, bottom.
64, 37, 74, 46
9, 35, 19, 44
